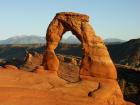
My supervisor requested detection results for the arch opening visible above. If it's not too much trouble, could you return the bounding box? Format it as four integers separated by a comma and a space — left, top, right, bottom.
55, 31, 83, 82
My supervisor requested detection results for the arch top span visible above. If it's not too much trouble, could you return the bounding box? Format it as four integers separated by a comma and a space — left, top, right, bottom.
43, 12, 117, 80
55, 12, 89, 22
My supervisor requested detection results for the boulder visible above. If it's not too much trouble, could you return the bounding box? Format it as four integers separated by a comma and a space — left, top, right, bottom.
4, 65, 18, 70
20, 52, 43, 71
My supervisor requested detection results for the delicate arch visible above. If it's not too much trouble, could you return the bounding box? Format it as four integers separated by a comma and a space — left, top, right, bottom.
43, 12, 117, 79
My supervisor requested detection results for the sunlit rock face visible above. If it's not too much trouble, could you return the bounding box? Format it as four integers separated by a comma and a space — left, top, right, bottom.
43, 12, 117, 79
41, 12, 130, 105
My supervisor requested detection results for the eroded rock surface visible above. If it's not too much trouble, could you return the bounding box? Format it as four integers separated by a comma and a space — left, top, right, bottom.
42, 12, 132, 105
0, 66, 135, 105
43, 12, 117, 79
20, 52, 43, 71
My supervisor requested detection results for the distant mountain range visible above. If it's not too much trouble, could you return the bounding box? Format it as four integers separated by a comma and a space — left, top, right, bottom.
61, 36, 80, 44
61, 36, 126, 44
0, 35, 45, 44
0, 35, 126, 44
104, 38, 125, 44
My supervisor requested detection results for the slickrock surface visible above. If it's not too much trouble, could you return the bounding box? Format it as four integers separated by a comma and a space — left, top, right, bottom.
0, 67, 131, 105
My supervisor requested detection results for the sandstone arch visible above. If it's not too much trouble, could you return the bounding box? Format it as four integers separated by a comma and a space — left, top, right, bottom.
43, 12, 117, 79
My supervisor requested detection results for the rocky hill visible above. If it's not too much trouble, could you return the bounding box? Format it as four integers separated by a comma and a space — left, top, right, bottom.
107, 38, 140, 69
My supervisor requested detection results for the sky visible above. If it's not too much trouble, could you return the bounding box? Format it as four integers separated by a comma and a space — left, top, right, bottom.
0, 0, 140, 40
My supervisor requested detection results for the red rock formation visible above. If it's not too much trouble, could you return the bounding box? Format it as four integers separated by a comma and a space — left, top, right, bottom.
20, 52, 43, 71
43, 12, 117, 79
42, 12, 131, 105
0, 67, 135, 105
4, 65, 18, 70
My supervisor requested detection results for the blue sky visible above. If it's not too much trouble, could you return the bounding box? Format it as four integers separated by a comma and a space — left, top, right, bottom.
0, 0, 140, 40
